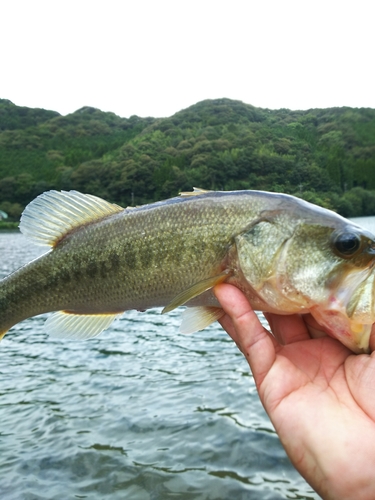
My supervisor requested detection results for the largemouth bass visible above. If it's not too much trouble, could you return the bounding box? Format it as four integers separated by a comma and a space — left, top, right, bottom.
1, 189, 375, 353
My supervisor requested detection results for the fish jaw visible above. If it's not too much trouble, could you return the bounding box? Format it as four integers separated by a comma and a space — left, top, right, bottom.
313, 267, 375, 354
310, 302, 372, 354
292, 269, 375, 354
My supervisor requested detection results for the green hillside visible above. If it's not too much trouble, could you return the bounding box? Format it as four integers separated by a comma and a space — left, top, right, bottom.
1, 98, 375, 220
0, 98, 60, 131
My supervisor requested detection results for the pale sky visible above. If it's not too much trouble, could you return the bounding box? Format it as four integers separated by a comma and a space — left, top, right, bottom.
1, 0, 374, 118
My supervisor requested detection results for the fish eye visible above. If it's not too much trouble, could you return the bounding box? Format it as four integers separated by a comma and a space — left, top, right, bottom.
332, 231, 361, 257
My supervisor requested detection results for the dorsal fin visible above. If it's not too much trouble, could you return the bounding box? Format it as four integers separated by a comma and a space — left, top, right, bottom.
179, 187, 211, 197
19, 190, 124, 247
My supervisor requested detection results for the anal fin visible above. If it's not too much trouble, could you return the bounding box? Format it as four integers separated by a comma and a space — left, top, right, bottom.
45, 311, 122, 340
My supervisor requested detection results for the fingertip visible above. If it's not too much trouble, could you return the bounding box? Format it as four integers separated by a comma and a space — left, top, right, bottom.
265, 313, 312, 345
214, 282, 240, 302
214, 283, 255, 318
369, 324, 375, 353
303, 314, 330, 340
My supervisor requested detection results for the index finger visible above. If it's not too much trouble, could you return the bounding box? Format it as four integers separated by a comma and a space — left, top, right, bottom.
215, 284, 278, 388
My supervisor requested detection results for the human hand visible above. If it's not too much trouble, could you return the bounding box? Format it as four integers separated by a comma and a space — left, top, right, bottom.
215, 283, 375, 500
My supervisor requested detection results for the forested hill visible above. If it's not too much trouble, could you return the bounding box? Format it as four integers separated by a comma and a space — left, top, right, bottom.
1, 97, 375, 220
0, 98, 60, 130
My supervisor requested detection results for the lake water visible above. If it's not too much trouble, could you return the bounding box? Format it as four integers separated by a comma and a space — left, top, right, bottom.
2, 216, 374, 500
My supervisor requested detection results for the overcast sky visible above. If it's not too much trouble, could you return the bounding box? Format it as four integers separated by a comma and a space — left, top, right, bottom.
1, 0, 374, 118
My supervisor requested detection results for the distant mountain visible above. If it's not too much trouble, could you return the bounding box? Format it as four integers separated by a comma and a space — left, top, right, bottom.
0, 97, 375, 220
0, 99, 60, 131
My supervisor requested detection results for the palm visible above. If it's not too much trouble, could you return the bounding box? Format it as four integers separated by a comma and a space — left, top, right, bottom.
215, 284, 375, 500
256, 322, 375, 423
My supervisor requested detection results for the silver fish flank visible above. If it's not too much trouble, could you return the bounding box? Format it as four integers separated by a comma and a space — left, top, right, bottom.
1, 188, 375, 353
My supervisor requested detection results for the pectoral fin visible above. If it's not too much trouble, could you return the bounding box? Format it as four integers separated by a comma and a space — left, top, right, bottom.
180, 306, 225, 334
45, 311, 122, 340
162, 271, 229, 314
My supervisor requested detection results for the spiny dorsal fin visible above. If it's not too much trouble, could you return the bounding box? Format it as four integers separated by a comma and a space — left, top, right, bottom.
20, 190, 124, 247
179, 187, 211, 197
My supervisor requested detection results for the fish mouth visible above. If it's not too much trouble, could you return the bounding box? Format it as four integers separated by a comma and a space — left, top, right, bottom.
344, 267, 375, 321
318, 265, 375, 353
333, 268, 373, 313
313, 310, 372, 354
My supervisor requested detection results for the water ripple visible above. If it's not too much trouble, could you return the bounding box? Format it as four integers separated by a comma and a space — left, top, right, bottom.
0, 230, 321, 499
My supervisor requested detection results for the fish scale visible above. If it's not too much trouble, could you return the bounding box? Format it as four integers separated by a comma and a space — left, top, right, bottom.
1, 188, 375, 352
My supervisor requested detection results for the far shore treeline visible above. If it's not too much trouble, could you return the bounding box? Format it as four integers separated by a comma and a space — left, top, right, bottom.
1, 97, 375, 223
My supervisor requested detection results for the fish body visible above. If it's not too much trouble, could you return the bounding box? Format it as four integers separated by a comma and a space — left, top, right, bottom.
1, 189, 375, 353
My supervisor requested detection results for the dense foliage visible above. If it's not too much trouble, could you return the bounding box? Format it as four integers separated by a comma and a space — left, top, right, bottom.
0, 98, 375, 220
0, 98, 60, 131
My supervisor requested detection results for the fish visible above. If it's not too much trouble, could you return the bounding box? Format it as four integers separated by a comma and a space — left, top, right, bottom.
1, 188, 375, 353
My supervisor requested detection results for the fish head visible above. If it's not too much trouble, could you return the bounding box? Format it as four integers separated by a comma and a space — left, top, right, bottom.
285, 221, 375, 353
235, 205, 375, 353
